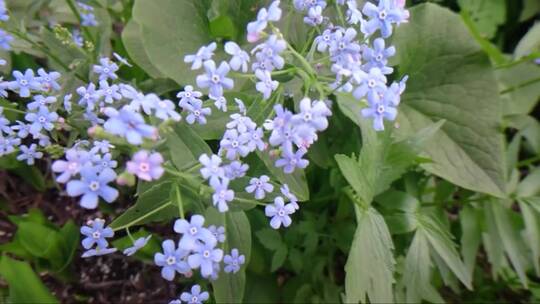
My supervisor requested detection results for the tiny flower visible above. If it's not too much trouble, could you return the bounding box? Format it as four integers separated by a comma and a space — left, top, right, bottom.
99, 80, 122, 104
275, 147, 309, 174
361, 93, 397, 131
210, 178, 235, 213
220, 129, 251, 160
187, 242, 224, 278
223, 160, 249, 179
185, 100, 212, 125
80, 218, 114, 249
0, 29, 12, 50
184, 42, 217, 70
174, 214, 217, 250
281, 184, 299, 209
154, 98, 181, 121
199, 153, 225, 183
93, 57, 119, 81
224, 41, 250, 73
246, 0, 282, 42
346, 0, 363, 24
265, 196, 296, 229
9, 69, 41, 98
177, 85, 203, 108
126, 150, 164, 181
52, 148, 91, 183
24, 106, 59, 135
81, 247, 117, 258
255, 69, 278, 100
361, 0, 408, 38
27, 95, 57, 111
179, 285, 209, 304
304, 5, 324, 26
92, 152, 118, 170
196, 60, 234, 98
362, 38, 396, 74
224, 248, 245, 274
154, 239, 191, 281
245, 175, 274, 200
66, 167, 119, 209
16, 144, 43, 165
37, 68, 61, 92
209, 94, 227, 112
252, 35, 286, 72
208, 225, 226, 243
234, 98, 246, 114
352, 67, 387, 100
64, 94, 73, 113
90, 140, 114, 154
81, 12, 98, 27
291, 98, 332, 131
0, 135, 21, 156
123, 235, 152, 256
76, 83, 102, 110
103, 107, 157, 145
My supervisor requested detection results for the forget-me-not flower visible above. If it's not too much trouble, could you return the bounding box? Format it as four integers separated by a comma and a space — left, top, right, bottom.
246, 175, 274, 200
66, 167, 119, 209
184, 42, 217, 70
265, 196, 296, 229
154, 239, 191, 281
9, 69, 41, 98
196, 60, 234, 98
126, 150, 164, 181
224, 248, 245, 274
16, 144, 43, 165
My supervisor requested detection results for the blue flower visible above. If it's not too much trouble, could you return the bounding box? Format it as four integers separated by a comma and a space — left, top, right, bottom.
219, 129, 251, 160
90, 140, 114, 154
82, 247, 117, 258
184, 42, 217, 70
199, 153, 225, 183
76, 83, 102, 110
346, 0, 363, 24
246, 175, 274, 200
123, 87, 156, 115
246, 127, 266, 152
226, 113, 257, 133
0, 135, 20, 156
361, 0, 408, 38
16, 144, 43, 165
52, 148, 91, 183
304, 5, 324, 26
265, 196, 296, 229
9, 69, 42, 98
293, 0, 326, 11
92, 152, 118, 170
352, 67, 387, 100
362, 38, 396, 74
177, 85, 203, 108
93, 57, 119, 81
123, 235, 152, 256
37, 68, 61, 92
223, 160, 249, 179
225, 42, 250, 73
328, 28, 361, 62
10, 121, 30, 138
154, 98, 181, 121
174, 214, 217, 250
0, 29, 13, 50
187, 242, 224, 278
208, 225, 226, 243
361, 89, 398, 131
154, 239, 191, 281
291, 98, 331, 131
210, 177, 234, 212
275, 147, 309, 174
72, 29, 83, 46
185, 99, 212, 125
34, 133, 51, 147
63, 94, 72, 113
255, 69, 278, 100
83, 110, 104, 126
179, 285, 209, 304
27, 95, 56, 111
113, 52, 132, 67
103, 107, 157, 145
314, 27, 340, 52
24, 106, 59, 135
196, 60, 234, 98
252, 35, 286, 72
66, 166, 119, 209
80, 218, 114, 250
246, 0, 282, 42
99, 80, 122, 104
0, 107, 12, 135
0, 1, 9, 21
281, 184, 299, 209
81, 12, 98, 26
224, 248, 245, 274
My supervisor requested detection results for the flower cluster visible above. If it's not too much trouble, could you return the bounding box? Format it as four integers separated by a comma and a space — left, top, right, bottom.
155, 214, 245, 281
77, 1, 98, 27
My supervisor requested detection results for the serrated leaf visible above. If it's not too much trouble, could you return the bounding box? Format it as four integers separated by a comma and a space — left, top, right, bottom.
459, 205, 482, 278
345, 206, 395, 303
393, 3, 506, 197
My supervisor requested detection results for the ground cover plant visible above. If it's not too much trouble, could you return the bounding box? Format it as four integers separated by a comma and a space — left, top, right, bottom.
0, 0, 539, 303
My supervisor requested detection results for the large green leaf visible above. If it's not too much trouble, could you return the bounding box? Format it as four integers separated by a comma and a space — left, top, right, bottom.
497, 61, 540, 116
345, 206, 395, 303
132, 0, 213, 85
393, 3, 506, 197
457, 0, 506, 39
205, 208, 251, 303
0, 255, 58, 303
121, 19, 165, 78
165, 123, 212, 170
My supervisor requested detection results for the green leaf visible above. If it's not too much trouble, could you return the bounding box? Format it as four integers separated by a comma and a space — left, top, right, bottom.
17, 222, 58, 258
518, 199, 540, 275
393, 3, 506, 197
0, 255, 58, 303
418, 213, 472, 289
403, 230, 443, 303
165, 122, 212, 170
205, 208, 251, 303
497, 61, 540, 116
12, 165, 46, 191
255, 228, 283, 251
345, 206, 395, 303
209, 15, 237, 40
517, 167, 540, 198
488, 199, 529, 287
459, 205, 482, 278
132, 0, 213, 85
515, 22, 540, 59
271, 245, 288, 272
376, 190, 419, 234
457, 0, 506, 39
121, 19, 165, 78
